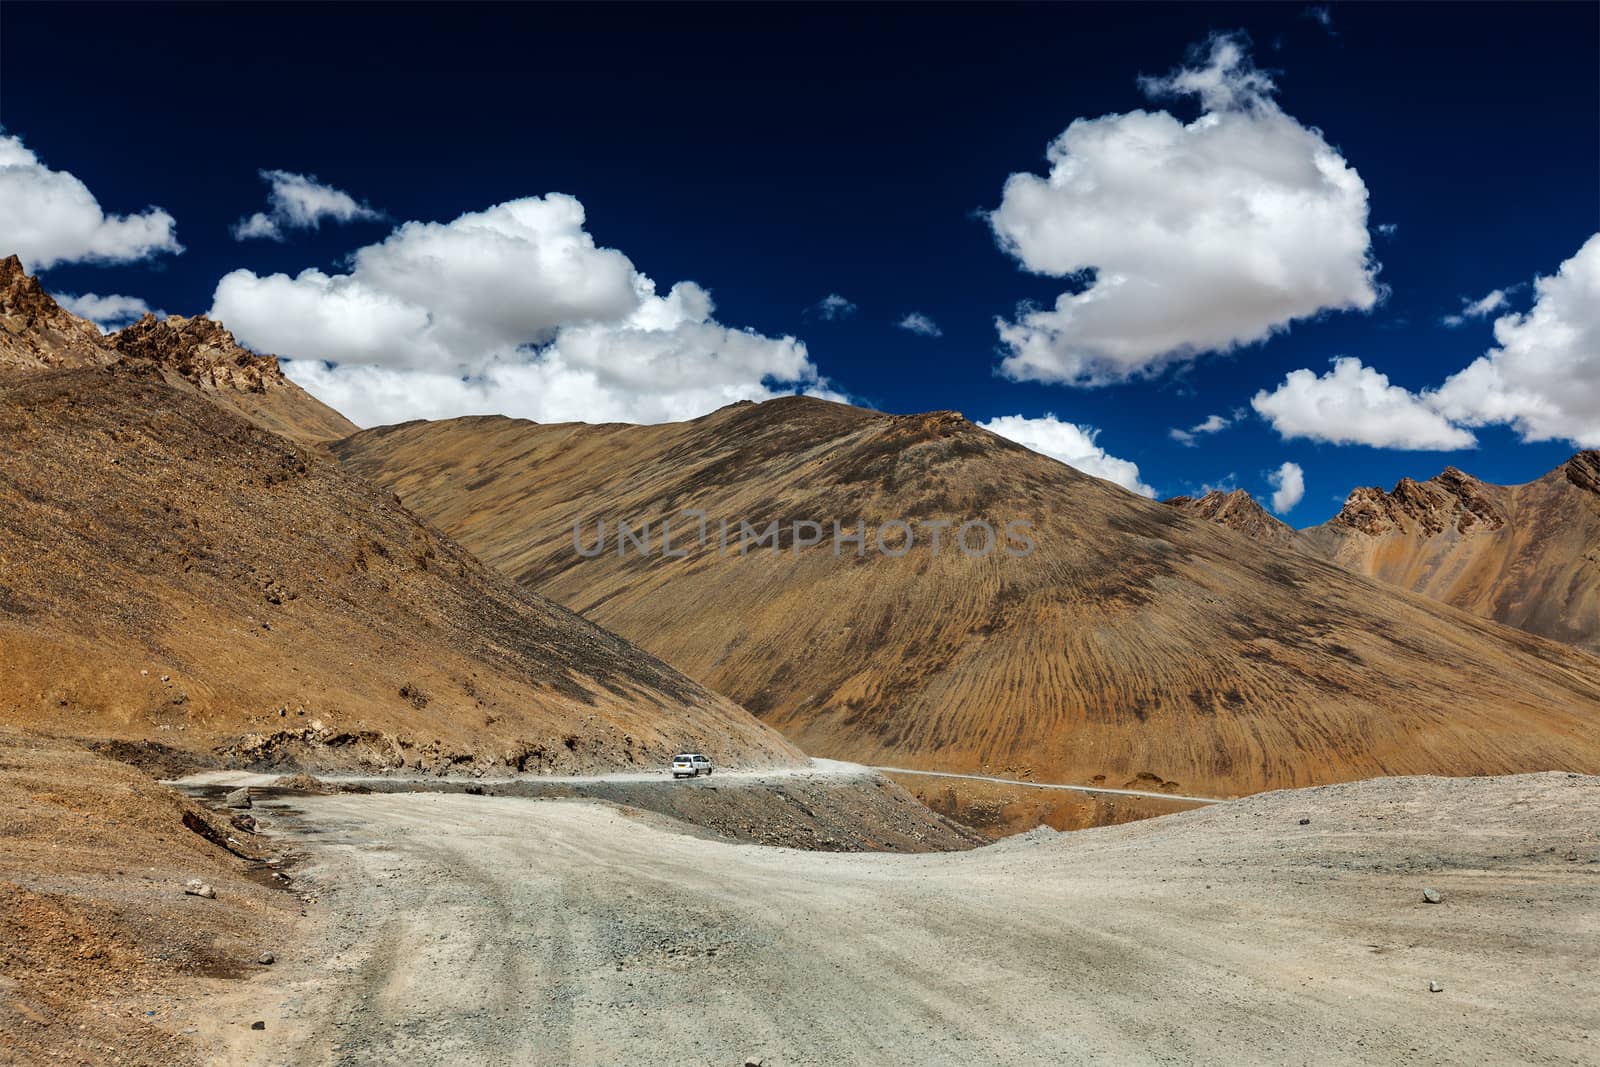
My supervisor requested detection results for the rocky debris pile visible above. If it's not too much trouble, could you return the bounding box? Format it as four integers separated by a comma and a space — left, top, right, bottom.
272, 773, 335, 794
112, 313, 286, 395
1331, 468, 1507, 538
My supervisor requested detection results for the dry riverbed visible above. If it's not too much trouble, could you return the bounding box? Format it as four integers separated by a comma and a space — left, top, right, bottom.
204, 772, 1598, 1065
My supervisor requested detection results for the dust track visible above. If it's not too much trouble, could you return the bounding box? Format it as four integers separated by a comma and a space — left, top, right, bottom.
211, 773, 1599, 1065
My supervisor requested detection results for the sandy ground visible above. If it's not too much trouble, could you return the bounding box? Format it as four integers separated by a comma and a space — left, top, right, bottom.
205, 773, 1598, 1066
0, 730, 296, 1067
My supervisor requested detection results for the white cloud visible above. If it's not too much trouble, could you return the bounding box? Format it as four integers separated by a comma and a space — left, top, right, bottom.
1441, 287, 1509, 328
898, 312, 942, 338
1267, 461, 1305, 514
976, 413, 1155, 497
1303, 6, 1334, 32
813, 293, 857, 320
211, 193, 828, 427
1376, 222, 1398, 237
1169, 411, 1233, 445
1428, 234, 1600, 447
0, 132, 182, 271
1252, 356, 1477, 450
54, 292, 160, 332
988, 33, 1378, 386
232, 169, 381, 241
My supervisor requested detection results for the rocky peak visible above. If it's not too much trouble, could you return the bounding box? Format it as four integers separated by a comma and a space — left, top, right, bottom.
0, 254, 118, 373
1331, 466, 1506, 538
1164, 489, 1298, 545
112, 313, 285, 395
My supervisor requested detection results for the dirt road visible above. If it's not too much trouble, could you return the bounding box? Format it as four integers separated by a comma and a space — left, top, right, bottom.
210, 773, 1598, 1065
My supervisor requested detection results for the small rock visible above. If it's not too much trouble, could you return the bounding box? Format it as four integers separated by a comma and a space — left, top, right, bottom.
258, 952, 275, 965
1298, 817, 1311, 826
1422, 887, 1442, 904
744, 1059, 769, 1067
1428, 980, 1443, 993
183, 879, 216, 899
250, 1020, 266, 1031
224, 788, 252, 810
230, 813, 257, 833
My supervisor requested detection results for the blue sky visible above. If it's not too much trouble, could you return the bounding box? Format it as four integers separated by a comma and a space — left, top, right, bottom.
3, 2, 1596, 524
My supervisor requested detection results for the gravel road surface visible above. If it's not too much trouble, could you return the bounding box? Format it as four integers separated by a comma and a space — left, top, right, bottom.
207, 773, 1599, 1065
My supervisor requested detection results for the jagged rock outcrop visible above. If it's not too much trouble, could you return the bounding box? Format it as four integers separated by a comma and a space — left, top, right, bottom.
1326, 468, 1507, 539
1164, 489, 1299, 547
0, 255, 355, 445
113, 313, 284, 395
1564, 450, 1600, 496
0, 254, 118, 373
109, 313, 358, 444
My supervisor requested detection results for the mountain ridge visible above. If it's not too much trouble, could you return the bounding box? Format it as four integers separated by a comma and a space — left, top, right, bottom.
334, 399, 1600, 797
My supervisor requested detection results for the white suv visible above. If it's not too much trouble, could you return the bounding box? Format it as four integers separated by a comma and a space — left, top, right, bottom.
671, 753, 713, 779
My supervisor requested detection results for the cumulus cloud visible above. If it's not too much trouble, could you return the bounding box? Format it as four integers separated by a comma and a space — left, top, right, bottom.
1429, 234, 1600, 447
897, 312, 942, 338
1267, 461, 1305, 514
1168, 411, 1233, 446
1252, 357, 1477, 450
988, 33, 1379, 386
232, 169, 382, 241
976, 413, 1155, 497
1441, 287, 1509, 328
1254, 236, 1600, 451
812, 293, 857, 320
54, 292, 161, 332
0, 132, 182, 271
211, 194, 829, 427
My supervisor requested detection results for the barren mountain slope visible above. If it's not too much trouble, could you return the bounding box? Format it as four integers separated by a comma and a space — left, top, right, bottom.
1164, 488, 1299, 547
0, 363, 801, 774
0, 254, 355, 446
1301, 457, 1600, 654
334, 398, 1600, 796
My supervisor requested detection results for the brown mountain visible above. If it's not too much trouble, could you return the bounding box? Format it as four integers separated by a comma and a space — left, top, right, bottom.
1300, 456, 1600, 654
333, 398, 1600, 797
0, 273, 800, 774
1164, 489, 1298, 547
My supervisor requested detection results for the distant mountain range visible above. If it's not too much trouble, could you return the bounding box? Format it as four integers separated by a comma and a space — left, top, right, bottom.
1167, 457, 1600, 655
